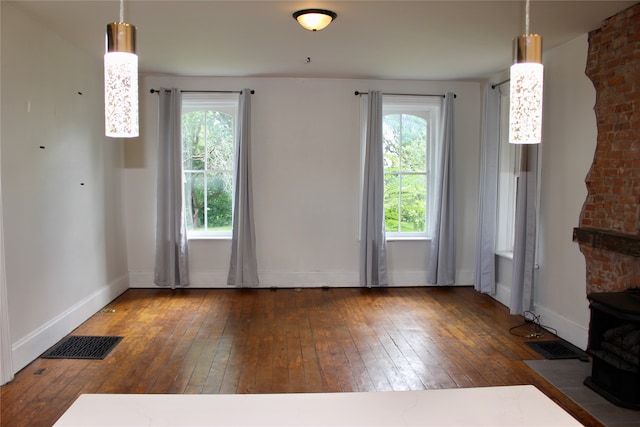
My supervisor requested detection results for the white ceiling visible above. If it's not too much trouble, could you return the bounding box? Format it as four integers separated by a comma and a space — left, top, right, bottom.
9, 0, 637, 81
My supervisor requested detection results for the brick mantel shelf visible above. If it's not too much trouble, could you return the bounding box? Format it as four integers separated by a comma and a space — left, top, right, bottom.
573, 227, 640, 258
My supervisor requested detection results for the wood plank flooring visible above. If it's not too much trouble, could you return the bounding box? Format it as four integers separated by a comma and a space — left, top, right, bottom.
0, 287, 603, 426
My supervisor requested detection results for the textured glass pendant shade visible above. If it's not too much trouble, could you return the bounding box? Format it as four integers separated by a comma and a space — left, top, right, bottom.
509, 34, 543, 144
104, 22, 138, 138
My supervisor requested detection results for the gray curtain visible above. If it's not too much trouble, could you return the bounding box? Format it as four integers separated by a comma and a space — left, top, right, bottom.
154, 88, 189, 289
510, 145, 538, 314
474, 85, 500, 294
427, 93, 456, 285
228, 89, 259, 287
360, 91, 388, 287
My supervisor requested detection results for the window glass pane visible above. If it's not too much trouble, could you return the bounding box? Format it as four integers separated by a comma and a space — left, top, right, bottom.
184, 172, 205, 231
384, 173, 401, 232
383, 115, 401, 172
206, 111, 234, 172
182, 111, 206, 171
400, 115, 427, 172
496, 90, 520, 253
206, 172, 233, 231
399, 174, 426, 232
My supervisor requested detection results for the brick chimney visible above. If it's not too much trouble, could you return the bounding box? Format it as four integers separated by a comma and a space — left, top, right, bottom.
574, 3, 640, 294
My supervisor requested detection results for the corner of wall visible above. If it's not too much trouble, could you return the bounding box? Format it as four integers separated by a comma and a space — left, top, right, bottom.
11, 274, 129, 373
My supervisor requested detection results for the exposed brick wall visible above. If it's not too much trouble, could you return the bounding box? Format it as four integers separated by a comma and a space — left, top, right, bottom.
581, 246, 640, 293
579, 3, 640, 294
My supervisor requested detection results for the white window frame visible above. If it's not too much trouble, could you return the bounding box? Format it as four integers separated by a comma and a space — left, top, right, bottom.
181, 92, 239, 239
496, 88, 520, 256
360, 95, 441, 240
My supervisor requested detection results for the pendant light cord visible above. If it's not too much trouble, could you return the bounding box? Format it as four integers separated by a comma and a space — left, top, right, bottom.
119, 0, 124, 23
525, 0, 530, 35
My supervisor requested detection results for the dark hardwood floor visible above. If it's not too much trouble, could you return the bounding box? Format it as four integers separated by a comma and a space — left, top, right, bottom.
0, 286, 602, 426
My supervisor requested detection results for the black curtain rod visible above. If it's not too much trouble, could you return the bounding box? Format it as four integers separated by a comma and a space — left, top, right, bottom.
491, 79, 510, 89
354, 91, 456, 98
150, 89, 255, 94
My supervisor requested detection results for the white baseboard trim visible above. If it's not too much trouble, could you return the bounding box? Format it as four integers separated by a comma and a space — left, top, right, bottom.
128, 272, 156, 288
11, 274, 129, 374
259, 271, 360, 287
129, 271, 231, 288
490, 281, 588, 350
493, 280, 511, 307
532, 304, 589, 350
454, 269, 474, 286
129, 271, 361, 288
129, 269, 473, 288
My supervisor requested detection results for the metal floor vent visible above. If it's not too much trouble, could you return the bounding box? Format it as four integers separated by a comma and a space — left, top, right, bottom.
525, 340, 587, 360
42, 336, 123, 360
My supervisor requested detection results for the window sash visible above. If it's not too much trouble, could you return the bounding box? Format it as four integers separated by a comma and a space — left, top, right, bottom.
496, 90, 520, 253
382, 96, 440, 238
182, 93, 238, 238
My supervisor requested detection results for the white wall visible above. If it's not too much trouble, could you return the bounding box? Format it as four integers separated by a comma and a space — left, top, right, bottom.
1, 2, 129, 372
534, 34, 596, 349
0, 0, 13, 387
126, 76, 481, 288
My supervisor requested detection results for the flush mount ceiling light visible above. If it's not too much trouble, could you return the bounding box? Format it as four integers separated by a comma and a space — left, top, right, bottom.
104, 0, 139, 138
293, 9, 337, 31
509, 0, 543, 144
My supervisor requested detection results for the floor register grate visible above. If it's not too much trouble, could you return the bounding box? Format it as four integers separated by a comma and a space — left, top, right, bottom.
525, 340, 588, 360
41, 336, 123, 360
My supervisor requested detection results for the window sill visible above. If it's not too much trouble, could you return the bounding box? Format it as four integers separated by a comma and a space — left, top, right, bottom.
188, 234, 232, 241
495, 250, 513, 260
386, 236, 431, 242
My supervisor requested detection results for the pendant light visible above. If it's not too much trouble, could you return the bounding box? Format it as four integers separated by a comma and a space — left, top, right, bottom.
104, 0, 138, 138
293, 9, 337, 31
509, 0, 543, 144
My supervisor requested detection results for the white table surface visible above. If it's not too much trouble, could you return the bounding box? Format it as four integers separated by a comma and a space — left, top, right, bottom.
53, 385, 583, 426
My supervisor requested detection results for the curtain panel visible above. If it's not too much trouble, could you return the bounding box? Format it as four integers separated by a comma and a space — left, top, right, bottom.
360, 91, 389, 287
154, 88, 190, 289
427, 93, 456, 285
228, 89, 259, 287
510, 145, 539, 314
474, 85, 501, 294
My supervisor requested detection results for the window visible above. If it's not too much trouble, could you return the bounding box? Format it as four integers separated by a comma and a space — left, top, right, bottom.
181, 93, 239, 238
496, 89, 520, 254
362, 95, 441, 239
